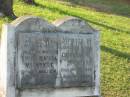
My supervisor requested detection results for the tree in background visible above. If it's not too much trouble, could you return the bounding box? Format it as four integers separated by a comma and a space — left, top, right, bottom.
0, 0, 35, 18
0, 0, 16, 18
23, 0, 35, 4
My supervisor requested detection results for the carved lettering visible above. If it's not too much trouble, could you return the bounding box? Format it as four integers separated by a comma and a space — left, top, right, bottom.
17, 33, 95, 88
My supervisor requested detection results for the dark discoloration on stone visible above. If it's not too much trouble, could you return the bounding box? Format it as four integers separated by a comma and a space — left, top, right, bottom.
14, 16, 99, 91
17, 33, 58, 88
0, 16, 100, 97
17, 32, 95, 88
59, 34, 95, 87
11, 16, 61, 89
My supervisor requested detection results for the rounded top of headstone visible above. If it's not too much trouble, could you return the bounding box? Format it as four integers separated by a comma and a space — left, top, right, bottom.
11, 16, 60, 32
53, 16, 97, 33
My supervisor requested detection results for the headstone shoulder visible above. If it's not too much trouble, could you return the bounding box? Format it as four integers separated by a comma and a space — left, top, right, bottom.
53, 16, 97, 34
11, 16, 62, 33
0, 16, 101, 97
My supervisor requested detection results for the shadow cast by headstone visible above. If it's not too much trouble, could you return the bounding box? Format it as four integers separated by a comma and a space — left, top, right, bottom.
101, 45, 130, 61
34, 2, 130, 34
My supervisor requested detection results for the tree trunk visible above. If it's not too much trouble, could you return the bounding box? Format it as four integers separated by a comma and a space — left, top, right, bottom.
23, 0, 35, 4
0, 0, 15, 18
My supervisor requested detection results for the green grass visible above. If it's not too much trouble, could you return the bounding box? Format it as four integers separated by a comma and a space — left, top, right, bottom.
1, 0, 130, 97
59, 0, 130, 17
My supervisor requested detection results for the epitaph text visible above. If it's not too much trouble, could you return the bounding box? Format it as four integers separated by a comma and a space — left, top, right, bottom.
17, 32, 95, 88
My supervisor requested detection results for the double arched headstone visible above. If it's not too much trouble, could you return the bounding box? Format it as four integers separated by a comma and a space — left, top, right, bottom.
0, 16, 100, 97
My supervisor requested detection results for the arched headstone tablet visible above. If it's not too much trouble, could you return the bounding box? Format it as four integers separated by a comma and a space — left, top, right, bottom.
0, 16, 101, 97
53, 16, 100, 96
11, 16, 61, 89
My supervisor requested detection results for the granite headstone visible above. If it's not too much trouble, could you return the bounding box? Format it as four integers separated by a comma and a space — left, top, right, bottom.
0, 16, 100, 97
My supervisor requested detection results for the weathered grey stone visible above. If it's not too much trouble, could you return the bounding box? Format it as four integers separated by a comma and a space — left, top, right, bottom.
53, 16, 96, 33
17, 33, 94, 88
0, 24, 16, 97
11, 16, 61, 32
0, 16, 101, 97
53, 16, 100, 96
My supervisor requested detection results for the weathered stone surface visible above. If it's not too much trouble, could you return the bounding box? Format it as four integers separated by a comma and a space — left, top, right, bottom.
17, 33, 58, 88
17, 32, 95, 88
0, 16, 101, 97
0, 24, 16, 97
53, 16, 96, 33
53, 16, 100, 96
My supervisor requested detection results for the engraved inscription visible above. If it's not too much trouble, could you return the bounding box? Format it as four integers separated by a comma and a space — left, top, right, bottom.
18, 33, 58, 88
17, 33, 95, 88
59, 35, 94, 87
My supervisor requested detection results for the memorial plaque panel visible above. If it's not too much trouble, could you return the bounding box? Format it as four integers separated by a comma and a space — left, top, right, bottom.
17, 32, 95, 88
59, 34, 95, 87
17, 33, 58, 88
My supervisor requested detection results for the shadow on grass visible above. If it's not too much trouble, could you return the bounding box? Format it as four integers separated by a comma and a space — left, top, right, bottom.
34, 2, 130, 34
101, 45, 130, 61
34, 3, 130, 61
34, 2, 46, 9
59, 0, 130, 17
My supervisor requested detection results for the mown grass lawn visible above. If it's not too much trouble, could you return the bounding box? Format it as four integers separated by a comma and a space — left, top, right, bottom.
60, 0, 130, 17
0, 0, 130, 97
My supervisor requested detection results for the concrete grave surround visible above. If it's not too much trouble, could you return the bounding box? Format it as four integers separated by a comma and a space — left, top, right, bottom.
0, 16, 100, 97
